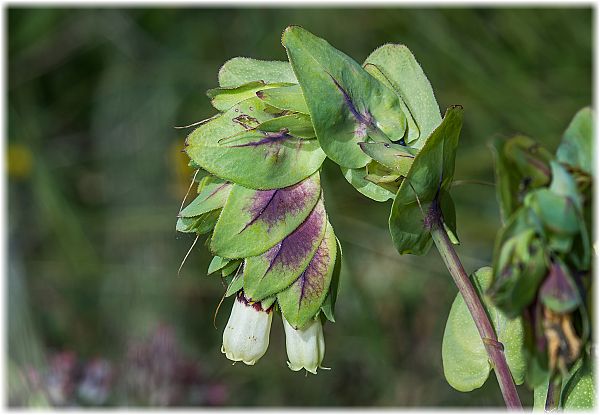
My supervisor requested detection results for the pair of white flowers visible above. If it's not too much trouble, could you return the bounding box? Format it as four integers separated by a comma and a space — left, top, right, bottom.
222, 294, 326, 374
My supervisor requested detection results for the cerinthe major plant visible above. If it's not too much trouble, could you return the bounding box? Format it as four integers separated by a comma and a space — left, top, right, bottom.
176, 26, 594, 409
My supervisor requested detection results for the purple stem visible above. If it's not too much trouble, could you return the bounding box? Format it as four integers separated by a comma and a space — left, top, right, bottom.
428, 201, 523, 410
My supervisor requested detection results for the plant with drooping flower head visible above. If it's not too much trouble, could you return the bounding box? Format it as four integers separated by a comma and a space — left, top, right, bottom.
176, 26, 593, 408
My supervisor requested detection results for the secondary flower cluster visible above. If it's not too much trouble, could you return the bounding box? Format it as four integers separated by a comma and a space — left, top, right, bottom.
489, 108, 593, 380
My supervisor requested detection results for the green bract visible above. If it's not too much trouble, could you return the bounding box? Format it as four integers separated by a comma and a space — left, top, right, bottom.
207, 81, 293, 112
556, 107, 593, 175
178, 176, 232, 218
185, 97, 326, 190
218, 57, 297, 87
491, 135, 552, 223
256, 84, 310, 114
389, 106, 463, 255
561, 358, 595, 409
243, 197, 327, 300
442, 267, 526, 392
363, 44, 442, 149
341, 166, 396, 202
283, 26, 407, 169
277, 221, 338, 328
211, 172, 322, 258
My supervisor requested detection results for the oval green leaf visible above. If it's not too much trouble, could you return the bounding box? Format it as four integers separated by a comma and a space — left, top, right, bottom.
363, 44, 441, 148
185, 97, 326, 189
218, 57, 297, 88
442, 267, 526, 392
282, 26, 407, 169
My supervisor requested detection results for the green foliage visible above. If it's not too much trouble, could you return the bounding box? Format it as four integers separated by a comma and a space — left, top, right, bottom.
185, 97, 326, 190
491, 135, 553, 223
176, 23, 593, 409
178, 176, 232, 218
556, 107, 593, 175
218, 57, 297, 88
442, 267, 526, 392
340, 166, 395, 202
363, 44, 442, 148
9, 7, 592, 407
207, 81, 293, 112
210, 173, 322, 258
243, 198, 327, 300
255, 84, 310, 114
561, 357, 595, 409
489, 108, 594, 409
389, 106, 463, 255
283, 26, 406, 169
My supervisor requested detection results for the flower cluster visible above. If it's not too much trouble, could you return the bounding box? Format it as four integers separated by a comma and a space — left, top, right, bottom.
489, 108, 593, 381
177, 26, 454, 373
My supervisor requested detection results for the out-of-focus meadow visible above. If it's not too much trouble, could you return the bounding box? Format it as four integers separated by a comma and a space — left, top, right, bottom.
7, 7, 591, 407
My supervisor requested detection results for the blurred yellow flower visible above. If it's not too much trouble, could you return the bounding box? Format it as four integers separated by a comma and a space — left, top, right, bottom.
7, 143, 33, 180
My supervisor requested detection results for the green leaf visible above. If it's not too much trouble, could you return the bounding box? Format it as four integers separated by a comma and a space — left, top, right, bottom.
549, 161, 582, 207
176, 209, 221, 234
261, 296, 276, 310
221, 259, 242, 277
341, 166, 395, 202
363, 62, 420, 144
207, 81, 292, 112
210, 173, 322, 258
178, 177, 232, 218
253, 113, 315, 139
185, 97, 326, 189
363, 44, 441, 148
282, 26, 407, 169
389, 106, 463, 255
442, 267, 526, 392
491, 135, 552, 223
224, 269, 244, 297
358, 142, 417, 176
556, 107, 593, 175
256, 84, 309, 114
207, 255, 233, 275
277, 221, 338, 328
218, 57, 297, 88
320, 238, 343, 323
243, 198, 327, 301
562, 357, 595, 409
490, 225, 548, 318
533, 378, 550, 411
525, 189, 579, 237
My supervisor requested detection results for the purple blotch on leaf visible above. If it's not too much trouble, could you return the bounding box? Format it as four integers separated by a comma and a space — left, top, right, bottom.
327, 73, 373, 127
260, 199, 325, 274
241, 177, 320, 232
229, 128, 292, 148
295, 228, 332, 308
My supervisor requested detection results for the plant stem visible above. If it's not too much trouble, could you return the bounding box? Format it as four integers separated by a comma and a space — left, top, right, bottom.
428, 201, 523, 409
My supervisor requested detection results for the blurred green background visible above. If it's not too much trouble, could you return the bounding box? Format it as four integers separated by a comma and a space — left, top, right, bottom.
7, 7, 591, 407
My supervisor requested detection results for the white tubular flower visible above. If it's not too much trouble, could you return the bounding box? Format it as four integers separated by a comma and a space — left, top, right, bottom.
283, 317, 326, 374
221, 294, 272, 365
